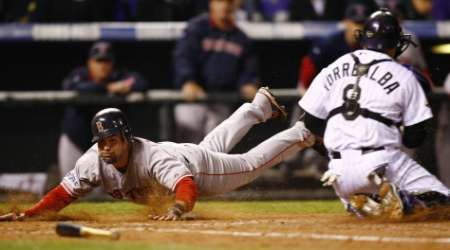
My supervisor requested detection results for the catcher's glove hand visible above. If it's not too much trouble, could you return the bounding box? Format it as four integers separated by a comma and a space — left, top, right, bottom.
320, 169, 339, 186
0, 212, 26, 222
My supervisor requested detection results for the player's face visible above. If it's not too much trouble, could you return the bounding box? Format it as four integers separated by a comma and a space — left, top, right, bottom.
412, 0, 432, 16
97, 134, 128, 165
344, 19, 364, 46
88, 59, 114, 83
209, 0, 237, 29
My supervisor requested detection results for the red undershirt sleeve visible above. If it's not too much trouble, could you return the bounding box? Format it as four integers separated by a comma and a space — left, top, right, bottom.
299, 56, 317, 90
24, 184, 77, 217
174, 176, 198, 212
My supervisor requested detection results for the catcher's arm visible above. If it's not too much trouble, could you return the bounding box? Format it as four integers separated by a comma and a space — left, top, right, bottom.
402, 119, 431, 148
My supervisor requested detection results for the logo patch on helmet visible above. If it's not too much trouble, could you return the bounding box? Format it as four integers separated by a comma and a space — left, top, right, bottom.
96, 121, 105, 132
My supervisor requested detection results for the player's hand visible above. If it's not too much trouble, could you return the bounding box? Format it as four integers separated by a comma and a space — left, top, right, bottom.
181, 81, 205, 101
298, 86, 307, 96
106, 77, 134, 95
320, 170, 339, 186
0, 212, 26, 222
240, 83, 258, 101
149, 203, 185, 221
150, 212, 180, 221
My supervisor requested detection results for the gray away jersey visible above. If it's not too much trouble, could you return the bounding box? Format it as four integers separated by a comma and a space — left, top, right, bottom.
299, 49, 432, 151
60, 99, 314, 201
61, 138, 194, 202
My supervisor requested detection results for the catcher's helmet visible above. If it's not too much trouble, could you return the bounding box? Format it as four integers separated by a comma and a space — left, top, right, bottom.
356, 8, 416, 57
91, 108, 132, 143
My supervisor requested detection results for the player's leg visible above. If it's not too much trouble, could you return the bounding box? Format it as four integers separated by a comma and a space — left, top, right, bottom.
203, 103, 231, 137
198, 87, 287, 153
316, 149, 401, 219
336, 150, 449, 219
194, 121, 314, 195
387, 150, 449, 196
174, 104, 208, 143
58, 134, 83, 178
385, 151, 449, 215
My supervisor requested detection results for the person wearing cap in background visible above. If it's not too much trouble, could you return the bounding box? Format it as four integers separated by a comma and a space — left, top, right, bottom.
379, 0, 430, 83
173, 0, 259, 143
58, 41, 149, 179
290, 0, 346, 21
297, 0, 378, 94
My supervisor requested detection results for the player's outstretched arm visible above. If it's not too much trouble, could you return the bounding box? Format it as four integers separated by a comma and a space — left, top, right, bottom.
0, 184, 77, 221
0, 212, 26, 221
150, 176, 198, 221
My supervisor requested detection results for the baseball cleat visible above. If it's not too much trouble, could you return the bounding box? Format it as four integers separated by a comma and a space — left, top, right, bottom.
257, 87, 287, 119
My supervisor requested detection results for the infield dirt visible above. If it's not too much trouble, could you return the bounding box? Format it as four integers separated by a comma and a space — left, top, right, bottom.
1, 201, 449, 250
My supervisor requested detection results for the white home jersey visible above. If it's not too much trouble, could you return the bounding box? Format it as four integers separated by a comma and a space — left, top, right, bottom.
299, 49, 432, 151
298, 50, 448, 200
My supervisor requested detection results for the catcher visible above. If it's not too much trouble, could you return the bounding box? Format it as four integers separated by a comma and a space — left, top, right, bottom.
299, 9, 449, 219
0, 87, 314, 221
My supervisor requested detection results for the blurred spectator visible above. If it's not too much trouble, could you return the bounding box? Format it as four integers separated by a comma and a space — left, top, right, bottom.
432, 0, 450, 20
258, 0, 291, 21
403, 0, 433, 20
0, 0, 37, 22
59, 41, 149, 177
240, 0, 291, 22
133, 0, 208, 22
290, 0, 346, 21
435, 73, 450, 187
298, 0, 377, 93
173, 0, 259, 143
385, 1, 430, 76
113, 0, 137, 21
372, 1, 428, 75
0, 0, 208, 22
33, 0, 114, 22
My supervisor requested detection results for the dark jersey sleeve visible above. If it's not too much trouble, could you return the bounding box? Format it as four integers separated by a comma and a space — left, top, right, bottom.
402, 118, 432, 148
303, 110, 327, 138
173, 18, 203, 88
126, 72, 150, 92
62, 68, 105, 93
237, 41, 258, 86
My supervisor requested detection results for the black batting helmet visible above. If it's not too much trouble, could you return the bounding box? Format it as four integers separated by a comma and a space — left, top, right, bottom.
356, 8, 416, 57
91, 108, 132, 143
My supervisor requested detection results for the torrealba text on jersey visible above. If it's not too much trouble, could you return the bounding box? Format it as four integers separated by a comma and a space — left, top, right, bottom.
324, 63, 399, 94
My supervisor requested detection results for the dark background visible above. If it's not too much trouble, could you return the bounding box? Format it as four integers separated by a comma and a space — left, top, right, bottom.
0, 38, 449, 175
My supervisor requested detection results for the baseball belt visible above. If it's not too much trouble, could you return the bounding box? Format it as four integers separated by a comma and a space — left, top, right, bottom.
330, 146, 385, 159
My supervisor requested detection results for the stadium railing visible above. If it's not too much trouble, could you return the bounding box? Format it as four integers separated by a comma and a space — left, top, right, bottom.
0, 21, 448, 41
0, 88, 448, 140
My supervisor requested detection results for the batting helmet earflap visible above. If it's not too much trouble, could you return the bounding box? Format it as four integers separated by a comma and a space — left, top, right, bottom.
91, 108, 132, 143
356, 8, 417, 57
